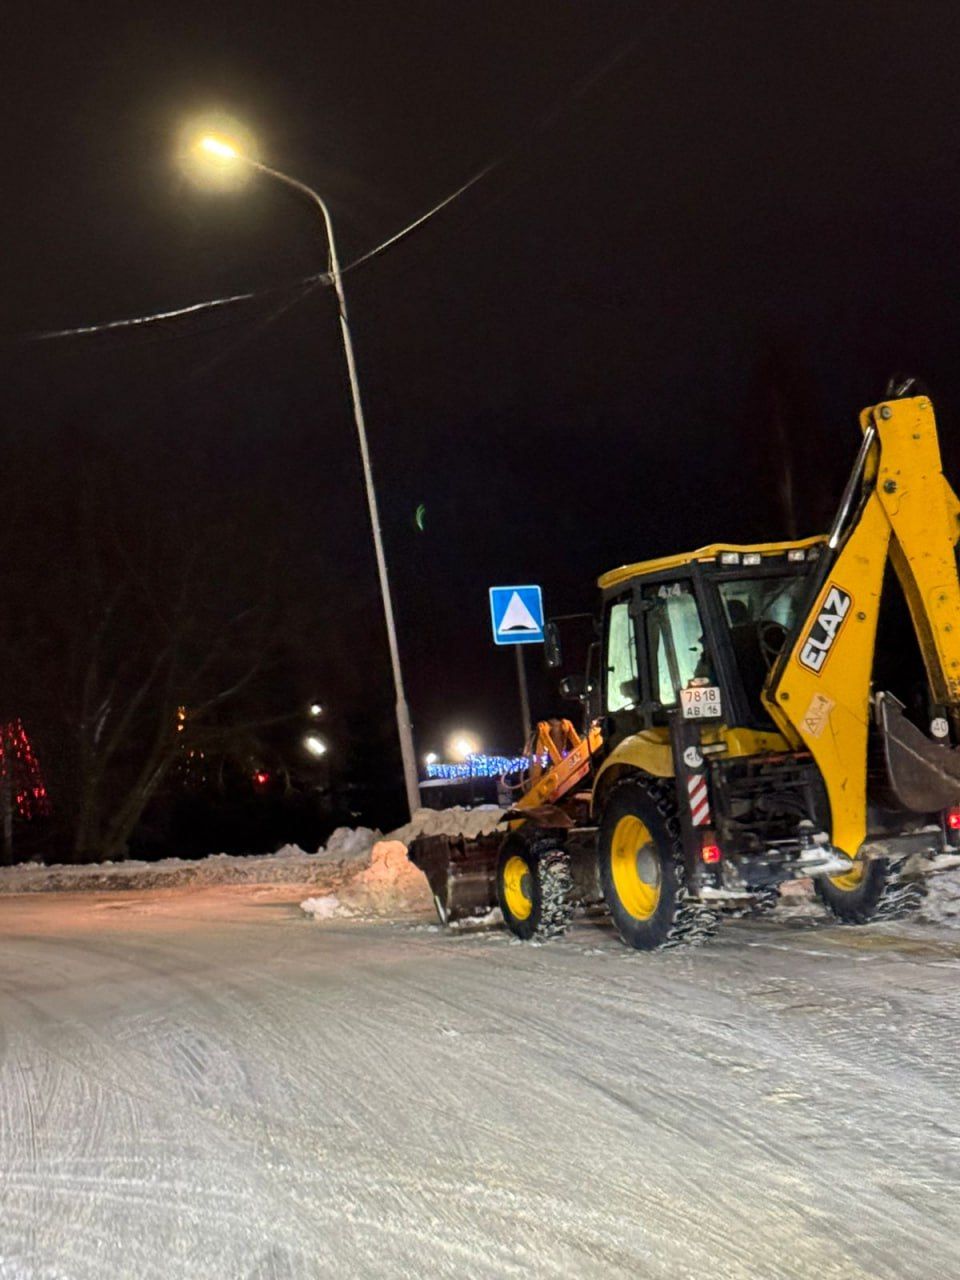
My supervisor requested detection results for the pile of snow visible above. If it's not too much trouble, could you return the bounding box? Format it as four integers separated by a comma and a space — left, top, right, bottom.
300, 809, 508, 923
299, 894, 344, 921
301, 840, 435, 921
323, 826, 380, 861
300, 809, 507, 923
340, 839, 434, 915
386, 805, 503, 846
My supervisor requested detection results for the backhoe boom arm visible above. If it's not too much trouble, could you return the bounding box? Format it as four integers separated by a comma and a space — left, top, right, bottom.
764, 395, 960, 855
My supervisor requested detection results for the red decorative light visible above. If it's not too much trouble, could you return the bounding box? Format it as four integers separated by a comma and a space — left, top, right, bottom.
253, 770, 270, 786
0, 720, 50, 820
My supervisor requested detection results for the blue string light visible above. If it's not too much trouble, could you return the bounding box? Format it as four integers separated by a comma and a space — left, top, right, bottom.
425, 753, 544, 780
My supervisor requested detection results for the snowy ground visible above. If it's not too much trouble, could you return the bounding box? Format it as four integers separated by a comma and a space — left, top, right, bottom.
2, 886, 960, 1279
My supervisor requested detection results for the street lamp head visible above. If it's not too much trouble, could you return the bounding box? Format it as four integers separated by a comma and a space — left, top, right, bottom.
178, 113, 257, 190
198, 135, 239, 160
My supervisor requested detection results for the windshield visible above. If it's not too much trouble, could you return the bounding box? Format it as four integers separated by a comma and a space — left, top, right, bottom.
717, 575, 808, 720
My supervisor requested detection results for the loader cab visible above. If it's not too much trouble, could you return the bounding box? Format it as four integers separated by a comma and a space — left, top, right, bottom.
599, 542, 823, 747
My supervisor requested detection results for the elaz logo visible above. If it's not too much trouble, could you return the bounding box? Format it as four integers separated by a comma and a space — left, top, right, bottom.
798, 585, 852, 673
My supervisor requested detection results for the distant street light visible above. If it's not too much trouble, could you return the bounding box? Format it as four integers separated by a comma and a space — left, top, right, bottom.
309, 703, 323, 718
188, 130, 420, 818
304, 734, 328, 758
448, 732, 481, 763
424, 752, 438, 767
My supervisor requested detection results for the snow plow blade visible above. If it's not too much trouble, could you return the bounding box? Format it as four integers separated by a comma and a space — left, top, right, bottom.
879, 692, 960, 813
407, 834, 502, 924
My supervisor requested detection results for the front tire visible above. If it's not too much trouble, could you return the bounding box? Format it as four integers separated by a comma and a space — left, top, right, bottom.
496, 836, 572, 941
598, 777, 717, 950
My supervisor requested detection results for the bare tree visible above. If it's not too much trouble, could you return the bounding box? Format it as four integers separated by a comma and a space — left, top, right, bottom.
0, 431, 288, 862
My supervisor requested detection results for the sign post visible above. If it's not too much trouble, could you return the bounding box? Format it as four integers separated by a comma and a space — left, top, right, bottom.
489, 585, 545, 746
515, 646, 531, 744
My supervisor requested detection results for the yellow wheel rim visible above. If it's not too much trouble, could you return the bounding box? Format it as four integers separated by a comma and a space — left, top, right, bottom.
610, 815, 661, 921
502, 854, 533, 920
828, 858, 866, 892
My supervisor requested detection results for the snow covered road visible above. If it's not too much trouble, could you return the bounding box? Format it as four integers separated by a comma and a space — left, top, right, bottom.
1, 886, 959, 1279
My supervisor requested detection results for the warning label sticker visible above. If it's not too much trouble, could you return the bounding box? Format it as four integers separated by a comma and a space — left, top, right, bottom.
802, 692, 836, 739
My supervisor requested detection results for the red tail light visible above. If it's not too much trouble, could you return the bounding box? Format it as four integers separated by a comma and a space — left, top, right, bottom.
946, 807, 960, 830
701, 840, 722, 865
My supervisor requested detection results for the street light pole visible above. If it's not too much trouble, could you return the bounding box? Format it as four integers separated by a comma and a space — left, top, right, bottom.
236, 156, 421, 818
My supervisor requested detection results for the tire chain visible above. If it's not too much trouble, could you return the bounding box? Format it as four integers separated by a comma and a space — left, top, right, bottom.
867, 856, 925, 921
727, 887, 781, 919
813, 854, 926, 923
610, 776, 719, 950
529, 840, 574, 942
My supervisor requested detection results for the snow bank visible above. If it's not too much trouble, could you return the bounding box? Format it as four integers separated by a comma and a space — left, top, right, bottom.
0, 825, 385, 897
0, 809, 502, 922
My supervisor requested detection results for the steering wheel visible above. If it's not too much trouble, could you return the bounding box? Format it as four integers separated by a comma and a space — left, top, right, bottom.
758, 619, 788, 669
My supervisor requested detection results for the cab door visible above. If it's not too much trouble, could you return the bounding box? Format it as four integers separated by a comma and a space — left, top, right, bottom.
602, 593, 643, 745
641, 580, 718, 722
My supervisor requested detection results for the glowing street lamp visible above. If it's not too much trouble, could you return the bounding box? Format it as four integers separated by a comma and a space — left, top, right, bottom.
185, 124, 420, 818
448, 732, 481, 763
424, 752, 438, 767
198, 135, 238, 159
304, 734, 328, 759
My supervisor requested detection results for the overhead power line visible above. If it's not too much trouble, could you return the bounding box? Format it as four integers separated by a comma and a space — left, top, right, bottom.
20, 17, 654, 346
20, 151, 509, 344
22, 273, 328, 342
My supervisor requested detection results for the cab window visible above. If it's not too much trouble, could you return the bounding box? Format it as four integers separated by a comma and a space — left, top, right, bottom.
644, 582, 710, 706
605, 600, 639, 712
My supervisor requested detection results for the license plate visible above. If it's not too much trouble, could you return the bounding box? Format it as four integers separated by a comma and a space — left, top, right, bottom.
680, 685, 722, 719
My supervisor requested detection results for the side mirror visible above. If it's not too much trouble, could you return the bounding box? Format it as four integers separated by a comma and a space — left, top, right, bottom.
544, 621, 562, 669
559, 673, 586, 701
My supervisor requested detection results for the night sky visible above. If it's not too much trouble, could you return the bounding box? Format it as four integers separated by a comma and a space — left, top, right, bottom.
5, 1, 960, 818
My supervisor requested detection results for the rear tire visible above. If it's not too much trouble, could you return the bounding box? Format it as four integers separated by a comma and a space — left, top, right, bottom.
598, 777, 717, 950
815, 856, 924, 923
496, 836, 573, 942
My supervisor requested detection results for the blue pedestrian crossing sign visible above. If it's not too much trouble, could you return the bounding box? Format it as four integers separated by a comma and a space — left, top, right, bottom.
489, 584, 545, 646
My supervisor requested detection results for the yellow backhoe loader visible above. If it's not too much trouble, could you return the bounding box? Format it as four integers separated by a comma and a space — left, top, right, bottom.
409, 389, 960, 949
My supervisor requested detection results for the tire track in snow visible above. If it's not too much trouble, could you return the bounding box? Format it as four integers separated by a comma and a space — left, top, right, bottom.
2, 896, 960, 1278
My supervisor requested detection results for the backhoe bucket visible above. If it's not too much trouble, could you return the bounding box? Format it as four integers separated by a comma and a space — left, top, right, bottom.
879, 692, 960, 813
407, 833, 502, 924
